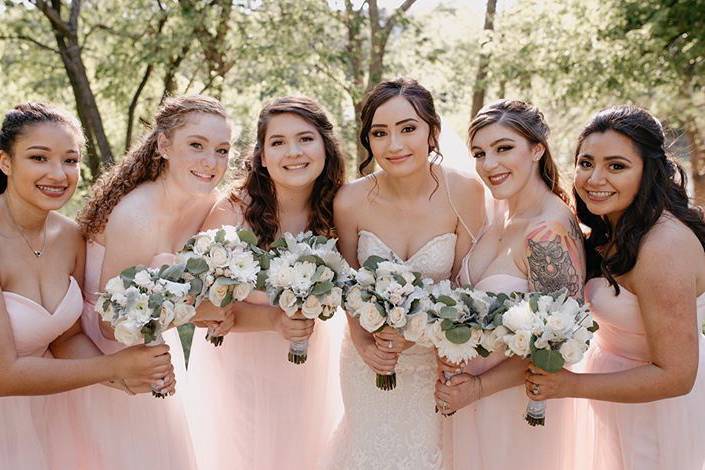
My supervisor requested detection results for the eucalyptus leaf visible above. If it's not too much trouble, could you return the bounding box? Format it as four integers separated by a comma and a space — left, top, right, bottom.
439, 306, 458, 319
532, 348, 565, 373
311, 280, 334, 296
186, 257, 209, 275
445, 325, 471, 344
238, 229, 258, 246
215, 229, 225, 244
362, 255, 386, 271
437, 295, 457, 307
162, 263, 186, 282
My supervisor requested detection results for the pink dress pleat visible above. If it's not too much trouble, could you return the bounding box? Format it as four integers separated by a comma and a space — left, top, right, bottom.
184, 289, 345, 470
0, 277, 94, 470
573, 278, 705, 470
450, 260, 575, 470
73, 241, 197, 470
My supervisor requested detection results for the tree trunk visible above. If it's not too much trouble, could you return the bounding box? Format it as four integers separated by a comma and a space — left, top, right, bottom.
470, 0, 497, 119
125, 64, 154, 152
686, 124, 705, 209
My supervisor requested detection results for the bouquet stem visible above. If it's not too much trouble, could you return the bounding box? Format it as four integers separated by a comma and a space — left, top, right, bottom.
205, 327, 224, 347
525, 399, 546, 426
147, 335, 168, 399
288, 339, 309, 365
376, 372, 397, 391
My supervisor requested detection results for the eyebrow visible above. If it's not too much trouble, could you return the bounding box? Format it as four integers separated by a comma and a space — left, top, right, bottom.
26, 145, 78, 154
268, 131, 315, 140
471, 137, 515, 150
186, 135, 230, 146
370, 118, 419, 129
578, 153, 631, 161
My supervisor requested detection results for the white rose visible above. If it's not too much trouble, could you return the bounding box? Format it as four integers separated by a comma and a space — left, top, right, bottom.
345, 287, 364, 312
114, 319, 144, 346
301, 295, 323, 319
559, 338, 587, 364
321, 286, 343, 308
547, 310, 575, 337
209, 245, 230, 268
387, 306, 407, 328
208, 278, 231, 307
105, 276, 126, 294
388, 289, 403, 306
426, 320, 447, 347
278, 289, 299, 317
158, 300, 175, 329
359, 302, 385, 332
231, 283, 252, 301
316, 266, 335, 283
573, 326, 593, 345
193, 235, 212, 256
481, 325, 509, 352
355, 268, 375, 287
134, 270, 154, 289
403, 311, 429, 345
502, 302, 538, 332
173, 302, 196, 326
505, 330, 532, 357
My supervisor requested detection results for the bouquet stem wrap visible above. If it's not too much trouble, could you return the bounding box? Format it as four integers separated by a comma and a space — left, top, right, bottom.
288, 339, 309, 364
525, 399, 546, 426
376, 371, 397, 391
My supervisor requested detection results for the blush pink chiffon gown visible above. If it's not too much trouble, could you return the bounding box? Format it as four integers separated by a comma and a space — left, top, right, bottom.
184, 289, 345, 470
572, 277, 705, 470
0, 277, 93, 470
74, 241, 197, 469
449, 258, 575, 470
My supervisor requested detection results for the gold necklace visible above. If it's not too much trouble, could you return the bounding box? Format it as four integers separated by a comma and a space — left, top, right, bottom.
4, 199, 47, 258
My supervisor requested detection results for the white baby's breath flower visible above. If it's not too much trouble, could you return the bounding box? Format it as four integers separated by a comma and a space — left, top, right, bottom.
359, 302, 385, 333
301, 295, 323, 319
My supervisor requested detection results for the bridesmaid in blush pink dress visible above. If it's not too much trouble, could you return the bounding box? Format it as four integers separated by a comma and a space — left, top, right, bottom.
73, 95, 234, 469
527, 106, 705, 470
434, 100, 585, 470
184, 96, 347, 470
0, 103, 174, 469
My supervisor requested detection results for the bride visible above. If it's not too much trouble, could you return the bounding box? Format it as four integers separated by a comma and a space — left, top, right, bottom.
324, 78, 485, 469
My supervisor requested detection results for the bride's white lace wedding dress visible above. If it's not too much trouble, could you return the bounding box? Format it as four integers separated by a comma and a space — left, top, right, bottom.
323, 230, 456, 470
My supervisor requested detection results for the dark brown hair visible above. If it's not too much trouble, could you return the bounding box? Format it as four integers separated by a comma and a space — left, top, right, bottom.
574, 105, 705, 294
358, 78, 442, 192
230, 96, 346, 248
0, 103, 84, 194
77, 95, 228, 237
468, 99, 568, 203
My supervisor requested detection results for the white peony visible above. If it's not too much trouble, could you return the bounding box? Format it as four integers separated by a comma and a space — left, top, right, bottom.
173, 302, 196, 326
504, 329, 532, 357
502, 302, 538, 332
559, 338, 587, 364
158, 300, 176, 329
387, 306, 407, 328
208, 245, 230, 269
278, 289, 299, 317
359, 302, 385, 332
301, 295, 323, 319
114, 319, 144, 346
193, 234, 212, 256
208, 277, 231, 307
546, 310, 576, 337
134, 270, 154, 289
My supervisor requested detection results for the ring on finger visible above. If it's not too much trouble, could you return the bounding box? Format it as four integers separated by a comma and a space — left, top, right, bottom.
387, 340, 393, 349
531, 384, 540, 395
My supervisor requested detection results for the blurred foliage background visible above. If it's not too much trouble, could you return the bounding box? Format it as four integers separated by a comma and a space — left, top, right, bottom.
2, 0, 704, 357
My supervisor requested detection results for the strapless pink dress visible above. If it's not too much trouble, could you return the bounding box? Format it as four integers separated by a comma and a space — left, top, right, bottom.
73, 241, 196, 469
573, 278, 705, 470
184, 289, 345, 470
451, 262, 574, 470
0, 277, 93, 469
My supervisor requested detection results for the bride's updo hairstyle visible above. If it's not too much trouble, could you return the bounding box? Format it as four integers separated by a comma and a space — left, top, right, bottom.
468, 99, 568, 203
574, 105, 705, 292
230, 96, 346, 248
78, 95, 228, 237
358, 78, 443, 191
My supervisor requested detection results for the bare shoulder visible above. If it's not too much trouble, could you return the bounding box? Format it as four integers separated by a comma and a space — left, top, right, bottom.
444, 166, 485, 199
203, 195, 245, 230
104, 186, 157, 242
51, 211, 84, 250
525, 196, 582, 242
334, 176, 374, 213
636, 214, 703, 275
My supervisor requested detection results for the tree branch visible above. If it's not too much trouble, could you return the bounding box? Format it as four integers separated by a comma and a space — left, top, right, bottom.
31, 0, 73, 38
0, 35, 60, 53
68, 0, 81, 32
382, 0, 416, 35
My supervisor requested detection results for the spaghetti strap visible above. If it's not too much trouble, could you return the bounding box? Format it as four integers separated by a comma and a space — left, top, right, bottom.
442, 166, 476, 242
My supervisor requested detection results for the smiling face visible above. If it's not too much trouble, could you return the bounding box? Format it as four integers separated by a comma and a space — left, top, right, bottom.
158, 112, 231, 195
261, 112, 326, 190
368, 96, 432, 177
574, 129, 644, 223
470, 122, 544, 200
0, 122, 81, 211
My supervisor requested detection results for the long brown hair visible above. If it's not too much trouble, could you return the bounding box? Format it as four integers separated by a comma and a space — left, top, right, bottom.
230, 96, 346, 248
358, 78, 442, 194
468, 99, 568, 203
77, 95, 228, 237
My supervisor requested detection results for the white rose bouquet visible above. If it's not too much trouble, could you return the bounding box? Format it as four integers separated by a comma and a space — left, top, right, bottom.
96, 263, 199, 397
264, 232, 353, 364
178, 225, 263, 346
499, 289, 598, 426
345, 255, 429, 390
424, 282, 513, 415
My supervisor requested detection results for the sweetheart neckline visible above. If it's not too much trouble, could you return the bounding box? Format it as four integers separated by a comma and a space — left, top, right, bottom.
2, 276, 78, 316
358, 230, 457, 264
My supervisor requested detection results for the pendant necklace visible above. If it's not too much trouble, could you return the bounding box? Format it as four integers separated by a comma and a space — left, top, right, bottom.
4, 199, 47, 258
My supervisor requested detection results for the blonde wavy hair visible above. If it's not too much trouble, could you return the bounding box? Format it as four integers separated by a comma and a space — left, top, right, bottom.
77, 95, 228, 237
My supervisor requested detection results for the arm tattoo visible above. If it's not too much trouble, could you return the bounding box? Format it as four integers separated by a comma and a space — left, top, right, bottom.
527, 235, 583, 298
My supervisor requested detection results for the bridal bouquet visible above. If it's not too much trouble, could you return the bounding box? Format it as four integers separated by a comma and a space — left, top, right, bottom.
178, 225, 263, 346
499, 289, 597, 426
423, 281, 513, 415
345, 255, 429, 390
264, 232, 353, 364
96, 263, 200, 397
